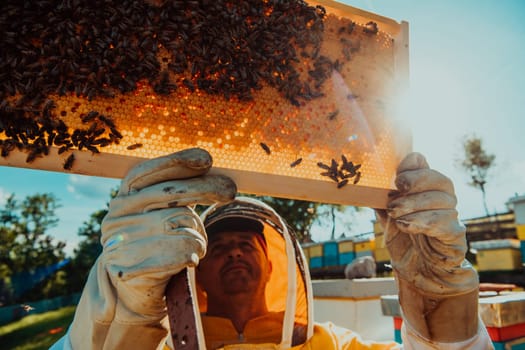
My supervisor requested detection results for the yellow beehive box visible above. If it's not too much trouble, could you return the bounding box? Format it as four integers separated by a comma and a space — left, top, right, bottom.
338, 239, 354, 254
373, 221, 384, 234
517, 224, 525, 240
374, 247, 391, 263
472, 240, 522, 272
0, 0, 410, 208
354, 239, 374, 253
374, 232, 386, 249
307, 243, 324, 258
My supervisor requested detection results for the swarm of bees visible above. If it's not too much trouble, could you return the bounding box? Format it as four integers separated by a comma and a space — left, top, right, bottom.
0, 99, 122, 169
259, 141, 363, 188
0, 0, 378, 172
317, 155, 362, 188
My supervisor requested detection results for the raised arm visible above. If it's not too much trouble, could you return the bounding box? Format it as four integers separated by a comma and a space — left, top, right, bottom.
376, 152, 493, 349
52, 148, 236, 349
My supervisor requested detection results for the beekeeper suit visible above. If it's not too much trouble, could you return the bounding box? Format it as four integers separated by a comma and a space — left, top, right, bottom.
51, 148, 493, 349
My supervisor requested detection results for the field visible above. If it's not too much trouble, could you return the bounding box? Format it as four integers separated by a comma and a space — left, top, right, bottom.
0, 306, 75, 350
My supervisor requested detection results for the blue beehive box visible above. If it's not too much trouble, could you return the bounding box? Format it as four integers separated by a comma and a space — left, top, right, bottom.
323, 241, 339, 267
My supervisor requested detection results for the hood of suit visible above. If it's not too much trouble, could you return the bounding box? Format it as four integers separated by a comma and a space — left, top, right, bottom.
197, 196, 314, 347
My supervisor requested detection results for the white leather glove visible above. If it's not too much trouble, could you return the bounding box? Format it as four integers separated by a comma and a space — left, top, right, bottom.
376, 152, 480, 344
67, 148, 236, 349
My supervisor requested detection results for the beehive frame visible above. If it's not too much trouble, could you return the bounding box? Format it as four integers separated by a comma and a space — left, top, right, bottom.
0, 0, 410, 208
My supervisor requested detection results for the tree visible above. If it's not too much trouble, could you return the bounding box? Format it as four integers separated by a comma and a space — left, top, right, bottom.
254, 196, 357, 242
456, 134, 496, 216
0, 193, 67, 304
315, 204, 356, 241
66, 209, 106, 292
255, 196, 319, 242
67, 188, 116, 292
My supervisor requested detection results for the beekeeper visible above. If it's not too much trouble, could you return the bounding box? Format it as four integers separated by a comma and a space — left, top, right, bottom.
51, 148, 493, 349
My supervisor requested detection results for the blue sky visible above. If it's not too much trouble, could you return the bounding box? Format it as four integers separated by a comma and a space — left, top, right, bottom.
1, 0, 525, 254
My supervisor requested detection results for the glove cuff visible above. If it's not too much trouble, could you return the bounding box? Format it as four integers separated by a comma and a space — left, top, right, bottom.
102, 322, 168, 349
69, 258, 169, 349
397, 274, 479, 343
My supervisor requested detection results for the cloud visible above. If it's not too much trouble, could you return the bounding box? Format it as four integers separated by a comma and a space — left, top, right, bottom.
66, 175, 119, 200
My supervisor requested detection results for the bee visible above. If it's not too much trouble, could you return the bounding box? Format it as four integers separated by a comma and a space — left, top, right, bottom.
335, 60, 345, 72
126, 143, 143, 150
290, 158, 302, 167
21, 304, 35, 312
330, 159, 338, 171
337, 179, 349, 188
182, 78, 195, 92
320, 170, 339, 183
86, 144, 100, 154
42, 99, 56, 117
260, 142, 271, 155
327, 110, 339, 120
154, 71, 177, 95
317, 162, 330, 170
71, 129, 83, 147
63, 153, 75, 171
58, 145, 71, 154
347, 21, 356, 34
19, 133, 29, 146
90, 126, 106, 139
289, 97, 300, 107
341, 154, 349, 166
0, 100, 13, 114
109, 127, 123, 140
98, 114, 116, 128
47, 132, 56, 146
1, 139, 16, 157
25, 148, 42, 163
81, 111, 99, 124
92, 138, 111, 147
328, 173, 339, 183
353, 171, 362, 184
363, 21, 378, 35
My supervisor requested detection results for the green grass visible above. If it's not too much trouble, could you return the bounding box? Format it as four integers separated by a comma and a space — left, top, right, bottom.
0, 306, 76, 350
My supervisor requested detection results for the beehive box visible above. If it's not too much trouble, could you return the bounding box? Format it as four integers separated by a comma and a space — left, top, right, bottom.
373, 220, 384, 234
304, 242, 324, 269
472, 239, 522, 272
382, 292, 525, 349
374, 231, 386, 248
517, 224, 525, 241
374, 247, 390, 263
480, 292, 525, 349
0, 0, 410, 207
338, 238, 355, 265
354, 239, 375, 253
322, 241, 339, 267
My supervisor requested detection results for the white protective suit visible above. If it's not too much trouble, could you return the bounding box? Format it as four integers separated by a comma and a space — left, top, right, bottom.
51, 148, 493, 349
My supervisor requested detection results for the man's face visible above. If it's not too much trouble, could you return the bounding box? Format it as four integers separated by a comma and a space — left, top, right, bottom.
197, 231, 272, 300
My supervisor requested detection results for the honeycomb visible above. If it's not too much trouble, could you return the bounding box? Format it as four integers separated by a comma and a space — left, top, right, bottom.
0, 0, 410, 207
